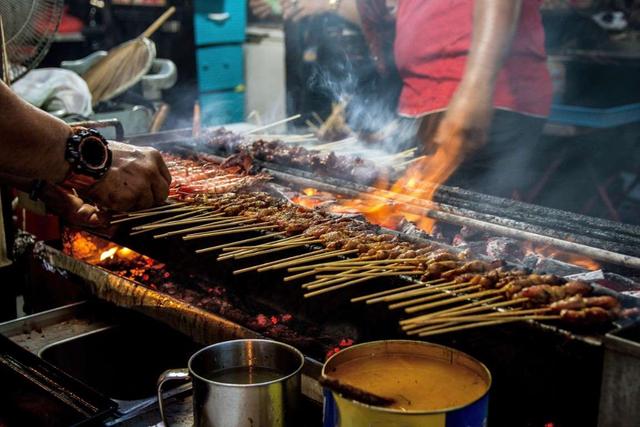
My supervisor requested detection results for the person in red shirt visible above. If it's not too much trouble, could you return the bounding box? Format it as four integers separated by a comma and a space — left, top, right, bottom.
280, 0, 553, 197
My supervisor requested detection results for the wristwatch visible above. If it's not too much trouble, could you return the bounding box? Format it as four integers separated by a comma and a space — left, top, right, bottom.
60, 127, 112, 191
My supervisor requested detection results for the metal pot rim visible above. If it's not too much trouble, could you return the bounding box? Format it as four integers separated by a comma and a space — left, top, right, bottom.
321, 339, 492, 415
188, 338, 305, 387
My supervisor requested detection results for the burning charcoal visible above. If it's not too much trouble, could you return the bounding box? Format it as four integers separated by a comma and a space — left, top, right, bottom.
398, 218, 431, 240
459, 226, 487, 240
486, 237, 525, 261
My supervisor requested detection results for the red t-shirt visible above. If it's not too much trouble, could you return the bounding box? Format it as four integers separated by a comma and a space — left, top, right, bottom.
358, 0, 553, 118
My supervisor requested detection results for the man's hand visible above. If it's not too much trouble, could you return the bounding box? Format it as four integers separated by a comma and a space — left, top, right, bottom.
431, 81, 494, 155
281, 0, 328, 21
82, 142, 171, 212
250, 0, 275, 18
40, 185, 110, 228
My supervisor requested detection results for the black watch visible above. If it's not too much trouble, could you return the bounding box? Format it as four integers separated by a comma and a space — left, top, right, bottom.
61, 127, 112, 191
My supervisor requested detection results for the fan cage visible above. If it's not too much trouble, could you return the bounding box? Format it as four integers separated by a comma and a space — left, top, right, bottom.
0, 0, 64, 83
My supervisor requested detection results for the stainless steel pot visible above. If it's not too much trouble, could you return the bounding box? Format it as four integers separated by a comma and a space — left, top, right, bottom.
157, 339, 304, 427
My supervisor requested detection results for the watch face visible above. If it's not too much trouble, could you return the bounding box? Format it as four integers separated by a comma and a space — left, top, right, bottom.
79, 137, 109, 170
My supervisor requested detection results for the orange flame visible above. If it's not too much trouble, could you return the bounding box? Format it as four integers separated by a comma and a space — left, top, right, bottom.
333, 130, 466, 232
523, 242, 600, 271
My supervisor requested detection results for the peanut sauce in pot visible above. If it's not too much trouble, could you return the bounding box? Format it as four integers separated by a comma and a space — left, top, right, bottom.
329, 353, 488, 411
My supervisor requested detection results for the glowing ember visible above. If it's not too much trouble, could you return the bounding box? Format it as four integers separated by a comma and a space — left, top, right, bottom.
99, 247, 118, 262
303, 188, 318, 196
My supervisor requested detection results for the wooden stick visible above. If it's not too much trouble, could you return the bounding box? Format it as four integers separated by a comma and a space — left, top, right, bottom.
416, 316, 561, 338
144, 208, 212, 226
183, 225, 278, 240
316, 270, 423, 279
406, 322, 459, 336
304, 275, 379, 298
258, 249, 359, 272
314, 264, 418, 272
225, 241, 321, 260
367, 281, 471, 305
426, 298, 530, 321
131, 214, 229, 231
400, 297, 503, 327
389, 285, 481, 310
244, 114, 302, 135
115, 202, 187, 217
155, 219, 257, 239
218, 238, 317, 259
405, 289, 506, 314
221, 237, 317, 251
233, 248, 330, 275
350, 283, 425, 303
408, 312, 557, 326
401, 297, 510, 329
109, 207, 201, 224
303, 270, 362, 290
195, 233, 286, 254
285, 256, 376, 272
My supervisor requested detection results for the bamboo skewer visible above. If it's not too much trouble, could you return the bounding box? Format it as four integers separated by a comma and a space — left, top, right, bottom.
131, 214, 229, 231
407, 311, 556, 327
366, 281, 471, 304
258, 249, 359, 272
155, 219, 258, 239
195, 233, 287, 254
144, 208, 212, 226
316, 270, 423, 279
351, 283, 426, 303
244, 114, 302, 135
303, 269, 361, 290
221, 235, 318, 251
400, 296, 506, 327
152, 218, 255, 236
110, 206, 202, 224
404, 289, 506, 314
304, 274, 381, 298
389, 285, 482, 310
114, 202, 188, 217
284, 256, 378, 272
416, 316, 562, 338
222, 240, 322, 260
233, 248, 331, 275
183, 225, 279, 240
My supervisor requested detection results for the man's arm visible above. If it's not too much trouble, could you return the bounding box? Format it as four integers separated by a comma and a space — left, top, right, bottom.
433, 0, 523, 149
0, 81, 71, 183
0, 81, 171, 211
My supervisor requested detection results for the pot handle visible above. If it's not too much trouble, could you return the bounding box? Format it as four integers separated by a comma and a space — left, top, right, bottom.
157, 368, 190, 426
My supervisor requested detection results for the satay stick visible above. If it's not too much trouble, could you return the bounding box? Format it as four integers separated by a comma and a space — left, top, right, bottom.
407, 311, 556, 326
258, 249, 359, 272
351, 283, 425, 303
388, 285, 481, 310
316, 270, 423, 279
286, 257, 418, 272
113, 202, 188, 217
222, 240, 322, 261
131, 213, 231, 231
367, 281, 472, 304
233, 248, 331, 275
304, 274, 382, 298
283, 269, 325, 282
404, 289, 506, 314
221, 235, 316, 251
314, 265, 419, 272
110, 206, 204, 224
416, 316, 561, 338
400, 296, 504, 327
195, 232, 287, 254
129, 210, 213, 236
303, 270, 362, 290
219, 237, 317, 259
155, 219, 258, 239
183, 225, 279, 240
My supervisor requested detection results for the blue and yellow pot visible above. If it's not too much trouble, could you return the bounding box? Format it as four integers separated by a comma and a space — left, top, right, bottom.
322, 340, 491, 427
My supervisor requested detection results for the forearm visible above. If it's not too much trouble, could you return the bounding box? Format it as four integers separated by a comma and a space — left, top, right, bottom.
462, 0, 523, 88
0, 81, 71, 183
335, 0, 361, 26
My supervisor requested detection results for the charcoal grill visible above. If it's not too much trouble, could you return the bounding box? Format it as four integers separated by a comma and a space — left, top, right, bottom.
21, 127, 640, 427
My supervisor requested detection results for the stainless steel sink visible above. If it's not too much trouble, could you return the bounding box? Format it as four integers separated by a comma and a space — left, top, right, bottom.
38, 316, 200, 402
